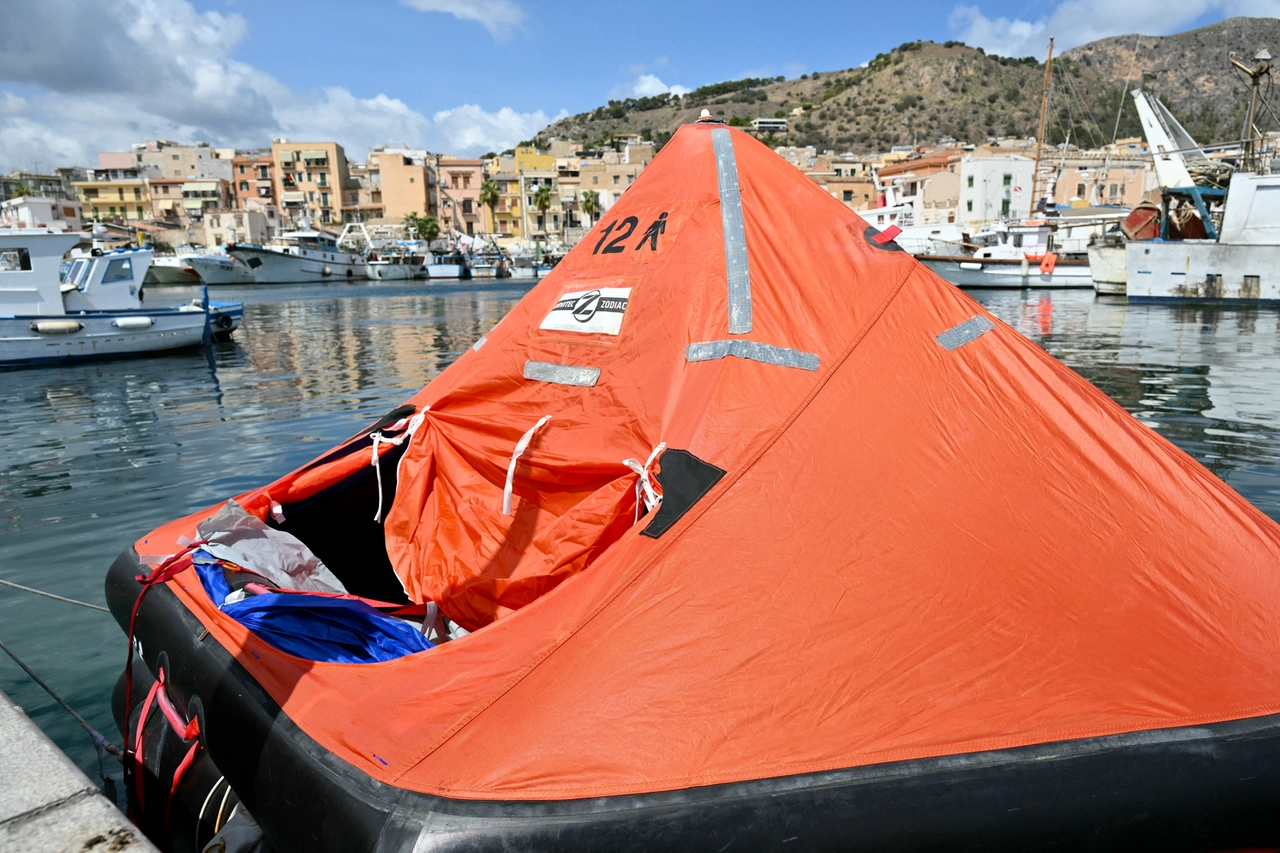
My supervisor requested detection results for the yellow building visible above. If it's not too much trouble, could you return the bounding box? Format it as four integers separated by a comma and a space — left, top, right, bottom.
271, 141, 351, 227
489, 172, 522, 237
75, 169, 151, 222
512, 145, 556, 172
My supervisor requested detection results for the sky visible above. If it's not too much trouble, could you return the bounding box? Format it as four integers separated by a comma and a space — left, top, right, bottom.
3, 0, 1279, 172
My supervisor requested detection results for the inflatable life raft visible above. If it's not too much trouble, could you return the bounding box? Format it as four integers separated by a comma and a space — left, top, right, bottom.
107, 119, 1280, 852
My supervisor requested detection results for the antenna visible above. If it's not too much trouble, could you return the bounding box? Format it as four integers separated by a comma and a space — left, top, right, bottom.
1031, 38, 1055, 213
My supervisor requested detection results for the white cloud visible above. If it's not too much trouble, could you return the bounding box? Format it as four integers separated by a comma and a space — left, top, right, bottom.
432, 104, 568, 152
0, 0, 551, 171
610, 74, 692, 100
949, 0, 1280, 58
399, 0, 525, 41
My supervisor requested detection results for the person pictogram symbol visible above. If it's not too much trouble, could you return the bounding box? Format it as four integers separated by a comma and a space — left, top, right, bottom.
636, 212, 668, 251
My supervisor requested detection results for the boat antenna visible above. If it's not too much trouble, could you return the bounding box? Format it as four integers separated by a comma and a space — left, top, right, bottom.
1032, 37, 1055, 214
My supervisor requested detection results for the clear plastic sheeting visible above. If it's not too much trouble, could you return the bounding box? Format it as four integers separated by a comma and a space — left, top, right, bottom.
196, 500, 346, 594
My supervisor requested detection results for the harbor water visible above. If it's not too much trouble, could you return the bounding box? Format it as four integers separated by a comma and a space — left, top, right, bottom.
4, 283, 1280, 794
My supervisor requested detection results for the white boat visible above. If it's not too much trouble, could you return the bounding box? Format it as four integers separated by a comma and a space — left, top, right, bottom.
1127, 172, 1280, 304
425, 252, 471, 280
917, 221, 1095, 288
144, 256, 202, 286
226, 227, 366, 283
0, 228, 243, 365
1087, 244, 1126, 295
187, 254, 256, 285
366, 255, 426, 281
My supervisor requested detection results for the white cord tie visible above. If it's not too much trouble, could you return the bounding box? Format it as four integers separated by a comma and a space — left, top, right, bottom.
503, 415, 552, 516
371, 409, 428, 522
623, 442, 667, 523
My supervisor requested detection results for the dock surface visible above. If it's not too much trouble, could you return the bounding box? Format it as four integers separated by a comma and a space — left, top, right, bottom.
0, 689, 156, 853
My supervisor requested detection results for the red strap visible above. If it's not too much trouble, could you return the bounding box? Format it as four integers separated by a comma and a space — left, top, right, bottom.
131, 678, 161, 816
871, 225, 902, 245
155, 669, 201, 741
163, 740, 202, 837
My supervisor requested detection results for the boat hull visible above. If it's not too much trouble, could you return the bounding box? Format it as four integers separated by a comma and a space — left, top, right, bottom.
227, 245, 367, 284
187, 256, 256, 286
367, 263, 420, 281
143, 263, 201, 286
1088, 245, 1127, 294
1, 308, 209, 364
425, 263, 471, 280
1126, 240, 1280, 304
107, 546, 1280, 853
917, 256, 1095, 289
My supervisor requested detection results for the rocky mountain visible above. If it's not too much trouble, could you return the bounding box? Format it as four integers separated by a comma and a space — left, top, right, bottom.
534, 17, 1280, 154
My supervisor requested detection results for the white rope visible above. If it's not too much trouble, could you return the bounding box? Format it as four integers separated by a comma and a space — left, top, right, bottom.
371, 409, 428, 522
623, 442, 666, 523
503, 415, 552, 516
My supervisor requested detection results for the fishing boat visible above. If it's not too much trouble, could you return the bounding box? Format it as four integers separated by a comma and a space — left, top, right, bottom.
106, 119, 1280, 853
1, 228, 242, 365
187, 254, 256, 286
916, 220, 1095, 288
143, 256, 201, 286
425, 250, 471, 280
226, 222, 367, 283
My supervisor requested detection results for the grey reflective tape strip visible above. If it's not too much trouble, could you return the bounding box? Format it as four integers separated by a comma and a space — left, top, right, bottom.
936, 315, 996, 351
471, 335, 487, 351
712, 128, 752, 334
686, 340, 819, 371
523, 360, 600, 386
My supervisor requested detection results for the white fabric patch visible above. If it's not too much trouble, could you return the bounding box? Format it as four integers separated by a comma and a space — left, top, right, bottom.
539, 287, 632, 335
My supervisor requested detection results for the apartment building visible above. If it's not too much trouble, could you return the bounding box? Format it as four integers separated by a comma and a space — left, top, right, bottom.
957, 154, 1035, 228
203, 208, 272, 247
271, 141, 351, 226
366, 147, 437, 221
488, 172, 522, 237
232, 152, 276, 210
138, 141, 233, 181
1049, 155, 1154, 208
437, 157, 485, 237
148, 178, 186, 221
74, 153, 155, 222
0, 171, 72, 202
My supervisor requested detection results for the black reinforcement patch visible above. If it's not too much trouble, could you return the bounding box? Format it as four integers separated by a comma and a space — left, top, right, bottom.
641, 449, 727, 539
863, 225, 905, 252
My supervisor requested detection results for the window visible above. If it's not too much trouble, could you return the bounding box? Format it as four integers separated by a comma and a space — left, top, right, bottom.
1001, 199, 1011, 216
966, 200, 973, 212
613, 175, 620, 185
65, 259, 87, 284
239, 181, 249, 191
174, 170, 180, 176
239, 165, 246, 174
258, 166, 269, 180
843, 190, 854, 202
172, 154, 179, 160
0, 248, 32, 271
462, 199, 473, 214
211, 216, 220, 228
1002, 174, 1012, 186
1109, 183, 1120, 199
306, 172, 313, 183
592, 176, 599, 185
109, 206, 117, 215
134, 188, 141, 199
102, 258, 133, 282
967, 176, 974, 188
320, 192, 329, 208
136, 206, 143, 218
84, 188, 98, 198
317, 172, 327, 187
117, 189, 124, 200
1075, 183, 1085, 197
451, 175, 459, 189
466, 221, 473, 235
409, 177, 414, 183
463, 175, 471, 189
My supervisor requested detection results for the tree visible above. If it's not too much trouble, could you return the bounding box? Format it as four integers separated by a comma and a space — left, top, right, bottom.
479, 180, 499, 234
532, 183, 554, 233
580, 189, 600, 226
11, 184, 33, 198
403, 212, 439, 243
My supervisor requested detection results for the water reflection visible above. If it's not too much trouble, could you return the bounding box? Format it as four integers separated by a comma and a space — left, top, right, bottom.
0, 280, 530, 785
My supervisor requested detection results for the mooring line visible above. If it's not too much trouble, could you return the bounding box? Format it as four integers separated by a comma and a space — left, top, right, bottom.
0, 637, 123, 760
0, 578, 111, 613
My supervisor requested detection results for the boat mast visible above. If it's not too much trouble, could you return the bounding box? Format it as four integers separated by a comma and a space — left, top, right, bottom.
1229, 49, 1272, 173
1032, 37, 1055, 214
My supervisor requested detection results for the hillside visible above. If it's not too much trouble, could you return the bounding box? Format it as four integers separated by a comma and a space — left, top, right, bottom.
534, 17, 1280, 154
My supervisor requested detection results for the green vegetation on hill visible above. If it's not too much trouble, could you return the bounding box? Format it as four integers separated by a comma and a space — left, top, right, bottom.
536, 17, 1280, 154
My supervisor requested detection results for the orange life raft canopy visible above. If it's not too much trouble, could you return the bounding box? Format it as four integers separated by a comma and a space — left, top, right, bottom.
109, 121, 1280, 852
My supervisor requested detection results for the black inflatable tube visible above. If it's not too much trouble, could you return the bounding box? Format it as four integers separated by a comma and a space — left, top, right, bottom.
107, 547, 1280, 853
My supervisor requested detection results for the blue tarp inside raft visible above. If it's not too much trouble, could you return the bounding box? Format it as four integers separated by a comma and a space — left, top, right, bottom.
193, 552, 433, 664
